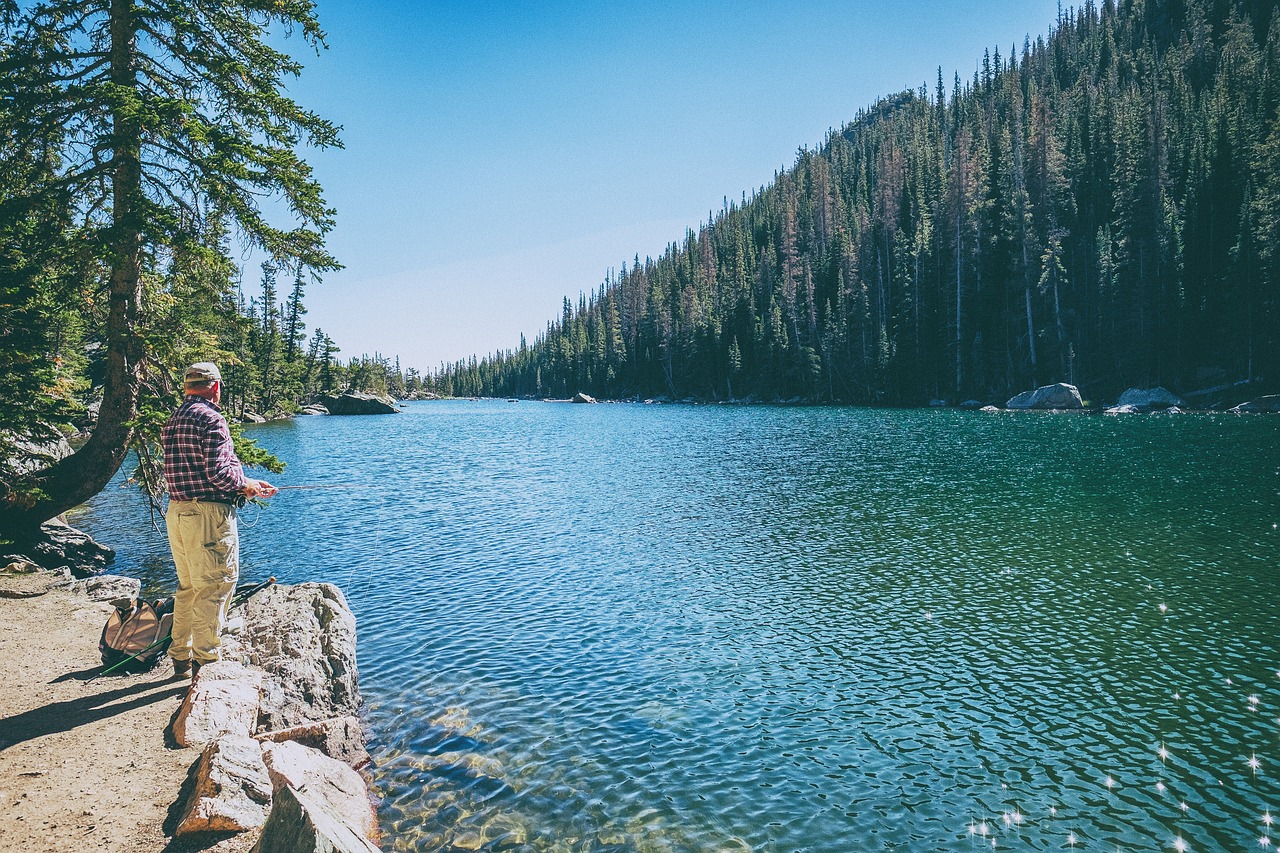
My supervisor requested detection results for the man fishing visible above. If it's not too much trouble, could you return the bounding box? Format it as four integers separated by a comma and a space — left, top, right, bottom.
162, 362, 277, 677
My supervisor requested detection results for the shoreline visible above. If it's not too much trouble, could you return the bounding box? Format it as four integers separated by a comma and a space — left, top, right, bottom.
0, 555, 377, 852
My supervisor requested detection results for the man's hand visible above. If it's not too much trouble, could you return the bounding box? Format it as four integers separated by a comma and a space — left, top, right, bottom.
242, 479, 279, 499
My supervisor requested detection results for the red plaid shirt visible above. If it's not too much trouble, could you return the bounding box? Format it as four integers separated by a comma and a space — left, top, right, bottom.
162, 396, 248, 502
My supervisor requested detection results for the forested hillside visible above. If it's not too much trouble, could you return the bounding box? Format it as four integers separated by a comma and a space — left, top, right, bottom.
435, 0, 1280, 405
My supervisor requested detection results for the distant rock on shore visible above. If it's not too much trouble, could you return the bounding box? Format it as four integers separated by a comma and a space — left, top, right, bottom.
1005, 383, 1083, 410
318, 391, 399, 415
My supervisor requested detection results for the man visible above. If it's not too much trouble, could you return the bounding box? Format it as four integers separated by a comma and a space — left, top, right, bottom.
162, 362, 277, 677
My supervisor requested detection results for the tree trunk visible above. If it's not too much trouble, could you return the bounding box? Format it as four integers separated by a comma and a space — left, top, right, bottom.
0, 0, 143, 536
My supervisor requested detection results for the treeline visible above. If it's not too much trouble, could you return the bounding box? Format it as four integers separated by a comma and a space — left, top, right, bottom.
436, 0, 1280, 404
217, 262, 423, 418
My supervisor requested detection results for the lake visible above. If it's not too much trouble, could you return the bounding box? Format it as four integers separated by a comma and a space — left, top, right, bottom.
78, 401, 1280, 852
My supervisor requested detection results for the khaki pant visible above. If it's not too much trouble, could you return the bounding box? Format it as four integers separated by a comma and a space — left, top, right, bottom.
166, 499, 239, 664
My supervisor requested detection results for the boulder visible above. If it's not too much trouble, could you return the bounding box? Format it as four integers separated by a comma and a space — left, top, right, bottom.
1104, 404, 1140, 415
241, 411, 268, 424
298, 404, 328, 416
960, 399, 984, 409
251, 783, 380, 853
174, 661, 265, 748
66, 574, 141, 602
260, 740, 376, 839
1117, 386, 1186, 410
240, 583, 361, 731
1005, 382, 1083, 410
571, 392, 597, 404
1232, 394, 1280, 414
18, 518, 114, 578
979, 405, 1001, 413
176, 734, 273, 834
318, 392, 398, 416
254, 716, 370, 770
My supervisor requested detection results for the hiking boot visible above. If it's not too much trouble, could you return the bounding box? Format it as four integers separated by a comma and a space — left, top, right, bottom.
172, 658, 191, 677
191, 660, 203, 678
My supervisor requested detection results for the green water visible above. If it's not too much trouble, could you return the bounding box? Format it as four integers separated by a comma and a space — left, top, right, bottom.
82, 403, 1280, 851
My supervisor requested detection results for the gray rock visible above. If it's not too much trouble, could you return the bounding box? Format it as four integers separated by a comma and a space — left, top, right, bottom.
176, 734, 273, 835
241, 583, 361, 732
66, 574, 141, 602
254, 716, 370, 770
174, 661, 265, 748
1104, 404, 1140, 415
1232, 394, 1280, 414
571, 392, 597, 404
298, 404, 329, 416
960, 399, 984, 409
1117, 386, 1186, 410
20, 518, 114, 578
260, 740, 376, 839
242, 411, 268, 424
251, 783, 380, 853
1005, 382, 1083, 410
979, 405, 1001, 413
318, 392, 398, 415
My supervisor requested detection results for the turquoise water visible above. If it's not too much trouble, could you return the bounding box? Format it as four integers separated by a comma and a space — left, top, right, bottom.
80, 402, 1280, 851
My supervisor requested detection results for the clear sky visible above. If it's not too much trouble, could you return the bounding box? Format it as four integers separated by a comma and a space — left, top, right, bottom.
282, 0, 1064, 372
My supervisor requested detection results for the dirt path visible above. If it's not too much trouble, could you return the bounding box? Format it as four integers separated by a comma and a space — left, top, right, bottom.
0, 588, 253, 852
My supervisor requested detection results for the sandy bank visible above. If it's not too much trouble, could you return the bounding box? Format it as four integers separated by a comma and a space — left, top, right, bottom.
0, 589, 254, 852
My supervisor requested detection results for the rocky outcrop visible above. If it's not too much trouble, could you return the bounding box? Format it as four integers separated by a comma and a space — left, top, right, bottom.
5, 517, 115, 578
1117, 386, 1186, 410
298, 404, 328, 415
173, 661, 265, 747
165, 581, 375, 848
260, 740, 377, 839
254, 716, 370, 770
571, 392, 597, 404
1005, 382, 1083, 410
176, 734, 274, 834
1232, 394, 1280, 413
318, 392, 398, 415
240, 583, 361, 732
251, 783, 381, 853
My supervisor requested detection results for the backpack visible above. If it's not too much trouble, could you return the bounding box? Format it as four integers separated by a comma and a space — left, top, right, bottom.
98, 597, 174, 673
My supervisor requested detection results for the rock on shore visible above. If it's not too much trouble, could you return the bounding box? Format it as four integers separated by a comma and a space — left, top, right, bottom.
318, 391, 399, 415
1005, 383, 1083, 410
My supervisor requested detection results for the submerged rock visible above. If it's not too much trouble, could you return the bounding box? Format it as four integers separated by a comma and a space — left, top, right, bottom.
1005, 383, 1083, 410
318, 392, 398, 415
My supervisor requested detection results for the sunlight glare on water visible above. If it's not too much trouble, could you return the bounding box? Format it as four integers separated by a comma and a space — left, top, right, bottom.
80, 401, 1280, 852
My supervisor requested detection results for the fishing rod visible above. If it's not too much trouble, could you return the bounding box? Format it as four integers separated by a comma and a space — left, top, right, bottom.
272, 484, 361, 491
88, 577, 277, 682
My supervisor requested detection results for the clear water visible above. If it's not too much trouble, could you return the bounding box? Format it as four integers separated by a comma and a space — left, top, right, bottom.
78, 401, 1280, 852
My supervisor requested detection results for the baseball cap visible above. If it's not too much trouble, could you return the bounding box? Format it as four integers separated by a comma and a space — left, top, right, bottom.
184, 362, 222, 384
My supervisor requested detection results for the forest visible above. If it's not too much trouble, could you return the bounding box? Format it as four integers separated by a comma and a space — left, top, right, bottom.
433, 0, 1280, 406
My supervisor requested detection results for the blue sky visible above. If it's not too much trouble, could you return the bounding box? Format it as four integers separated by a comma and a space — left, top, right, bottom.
282, 0, 1063, 372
